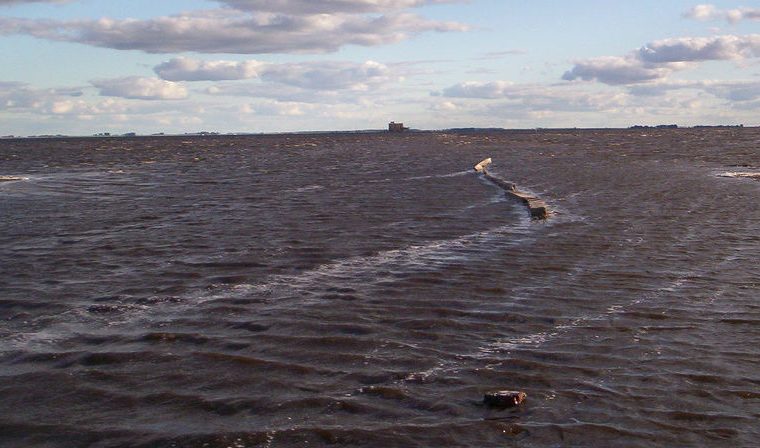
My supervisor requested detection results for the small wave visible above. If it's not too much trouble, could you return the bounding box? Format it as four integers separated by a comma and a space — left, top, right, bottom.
212, 216, 539, 308
0, 175, 27, 183
280, 184, 326, 194
717, 171, 760, 181
293, 185, 325, 193
480, 274, 692, 354
369, 170, 472, 184
405, 170, 472, 181
0, 210, 540, 354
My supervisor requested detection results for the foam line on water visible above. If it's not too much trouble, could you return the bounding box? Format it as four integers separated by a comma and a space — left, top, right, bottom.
207, 193, 583, 311
368, 170, 472, 184
0, 206, 542, 353
395, 258, 725, 387
478, 273, 697, 355
206, 217, 537, 309
0, 166, 572, 354
477, 228, 743, 357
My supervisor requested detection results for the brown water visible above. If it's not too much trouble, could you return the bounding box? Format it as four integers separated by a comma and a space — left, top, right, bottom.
1, 129, 759, 447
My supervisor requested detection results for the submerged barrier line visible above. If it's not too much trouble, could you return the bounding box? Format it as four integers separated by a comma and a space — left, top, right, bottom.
473, 158, 549, 220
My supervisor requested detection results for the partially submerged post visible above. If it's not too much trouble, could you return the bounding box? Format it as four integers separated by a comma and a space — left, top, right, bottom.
474, 158, 549, 220
473, 157, 492, 173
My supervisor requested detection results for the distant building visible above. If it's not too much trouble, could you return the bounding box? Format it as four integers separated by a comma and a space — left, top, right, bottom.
388, 122, 408, 133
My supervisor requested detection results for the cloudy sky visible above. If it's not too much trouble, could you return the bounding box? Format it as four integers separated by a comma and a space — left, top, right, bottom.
1, 0, 759, 135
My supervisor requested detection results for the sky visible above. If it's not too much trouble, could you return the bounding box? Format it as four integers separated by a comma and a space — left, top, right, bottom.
1, 0, 759, 135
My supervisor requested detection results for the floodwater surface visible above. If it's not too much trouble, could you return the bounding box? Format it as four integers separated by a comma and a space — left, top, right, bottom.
1, 129, 759, 447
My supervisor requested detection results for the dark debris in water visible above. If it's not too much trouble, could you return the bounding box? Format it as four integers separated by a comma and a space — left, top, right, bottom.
483, 390, 528, 408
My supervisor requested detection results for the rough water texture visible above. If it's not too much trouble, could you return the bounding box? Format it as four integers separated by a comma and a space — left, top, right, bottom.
1, 129, 759, 447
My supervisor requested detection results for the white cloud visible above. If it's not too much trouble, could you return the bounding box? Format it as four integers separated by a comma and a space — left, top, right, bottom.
628, 79, 760, 103
204, 77, 401, 105
625, 80, 700, 96
0, 82, 146, 121
439, 80, 515, 98
707, 81, 760, 102
429, 100, 458, 111
249, 99, 315, 116
683, 4, 719, 21
562, 56, 675, 85
438, 81, 630, 113
205, 83, 338, 103
91, 77, 188, 100
45, 98, 133, 116
2, 1, 462, 13
0, 81, 83, 111
155, 57, 264, 81
683, 4, 760, 23
260, 60, 395, 90
0, 9, 467, 54
563, 34, 760, 86
156, 57, 396, 91
639, 35, 760, 63
216, 0, 458, 14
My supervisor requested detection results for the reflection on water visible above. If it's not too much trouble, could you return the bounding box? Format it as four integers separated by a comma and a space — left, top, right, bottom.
1, 129, 759, 447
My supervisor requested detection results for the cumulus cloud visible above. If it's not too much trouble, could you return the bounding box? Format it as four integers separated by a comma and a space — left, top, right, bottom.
91, 77, 188, 100
3, 0, 461, 12
439, 80, 515, 98
563, 34, 760, 86
44, 97, 134, 116
216, 0, 458, 14
639, 35, 760, 63
205, 83, 340, 103
628, 79, 760, 102
437, 81, 632, 117
204, 71, 400, 105
562, 56, 676, 85
155, 57, 264, 81
259, 60, 394, 90
618, 80, 760, 119
707, 81, 760, 102
0, 82, 140, 119
625, 80, 700, 97
249, 99, 315, 116
429, 100, 458, 111
156, 57, 398, 94
0, 8, 466, 54
435, 76, 760, 124
683, 4, 719, 21
0, 81, 82, 111
683, 4, 760, 23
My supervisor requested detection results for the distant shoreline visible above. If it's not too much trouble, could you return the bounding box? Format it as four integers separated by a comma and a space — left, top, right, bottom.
0, 125, 753, 141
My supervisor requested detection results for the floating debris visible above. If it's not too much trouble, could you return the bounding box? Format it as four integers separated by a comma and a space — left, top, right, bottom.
484, 390, 527, 408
